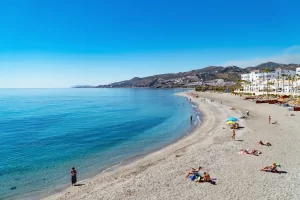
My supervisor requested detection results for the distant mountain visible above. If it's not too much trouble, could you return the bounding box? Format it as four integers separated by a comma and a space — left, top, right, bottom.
95, 65, 248, 88
76, 62, 300, 88
245, 62, 300, 71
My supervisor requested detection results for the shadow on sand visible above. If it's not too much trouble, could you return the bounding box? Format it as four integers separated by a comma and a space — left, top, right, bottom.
277, 171, 287, 174
235, 140, 244, 142
74, 184, 85, 187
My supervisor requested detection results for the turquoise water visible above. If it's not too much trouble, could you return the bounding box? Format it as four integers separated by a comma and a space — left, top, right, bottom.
0, 89, 200, 199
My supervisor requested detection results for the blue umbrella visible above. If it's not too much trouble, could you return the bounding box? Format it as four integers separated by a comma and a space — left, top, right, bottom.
227, 117, 238, 121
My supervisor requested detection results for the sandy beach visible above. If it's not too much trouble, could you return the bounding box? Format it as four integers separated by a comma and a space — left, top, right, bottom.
44, 91, 300, 200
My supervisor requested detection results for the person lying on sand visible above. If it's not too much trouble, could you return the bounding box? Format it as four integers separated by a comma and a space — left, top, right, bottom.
185, 167, 202, 178
257, 140, 264, 145
272, 121, 277, 124
260, 163, 279, 172
257, 140, 272, 146
240, 149, 261, 156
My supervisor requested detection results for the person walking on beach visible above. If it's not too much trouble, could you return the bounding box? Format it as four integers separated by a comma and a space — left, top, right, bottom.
268, 115, 271, 124
232, 129, 236, 140
71, 167, 77, 186
246, 110, 249, 116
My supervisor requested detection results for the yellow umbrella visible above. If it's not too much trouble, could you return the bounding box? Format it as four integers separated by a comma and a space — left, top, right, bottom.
226, 121, 235, 124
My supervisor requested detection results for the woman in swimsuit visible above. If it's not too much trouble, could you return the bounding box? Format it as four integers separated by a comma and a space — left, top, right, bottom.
185, 167, 202, 178
260, 163, 277, 172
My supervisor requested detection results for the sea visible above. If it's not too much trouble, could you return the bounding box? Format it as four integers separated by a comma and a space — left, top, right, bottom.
0, 88, 200, 199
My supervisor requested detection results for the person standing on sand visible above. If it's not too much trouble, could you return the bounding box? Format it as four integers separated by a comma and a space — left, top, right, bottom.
269, 115, 271, 124
71, 167, 77, 186
246, 110, 249, 116
232, 129, 236, 140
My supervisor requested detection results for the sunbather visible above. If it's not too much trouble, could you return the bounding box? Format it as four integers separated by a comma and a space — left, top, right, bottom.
257, 140, 272, 146
185, 167, 202, 178
260, 163, 278, 172
272, 121, 277, 124
240, 149, 261, 156
201, 172, 211, 182
257, 140, 264, 145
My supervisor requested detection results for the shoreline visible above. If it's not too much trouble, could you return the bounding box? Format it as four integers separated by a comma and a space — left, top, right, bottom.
22, 92, 199, 200
42, 91, 208, 200
45, 91, 300, 200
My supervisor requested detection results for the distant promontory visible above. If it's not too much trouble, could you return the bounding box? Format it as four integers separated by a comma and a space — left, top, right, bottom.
74, 62, 300, 88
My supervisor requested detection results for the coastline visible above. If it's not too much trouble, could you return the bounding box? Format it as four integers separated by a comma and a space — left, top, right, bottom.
4, 89, 198, 200
42, 91, 209, 200
19, 91, 199, 200
45, 91, 300, 200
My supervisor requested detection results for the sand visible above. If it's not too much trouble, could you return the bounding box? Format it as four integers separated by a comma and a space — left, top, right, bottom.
44, 91, 300, 200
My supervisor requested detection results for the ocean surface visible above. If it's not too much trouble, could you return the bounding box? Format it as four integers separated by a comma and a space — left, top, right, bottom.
0, 88, 200, 199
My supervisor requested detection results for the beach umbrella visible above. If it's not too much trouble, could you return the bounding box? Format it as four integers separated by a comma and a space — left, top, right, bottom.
227, 117, 238, 121
226, 121, 235, 124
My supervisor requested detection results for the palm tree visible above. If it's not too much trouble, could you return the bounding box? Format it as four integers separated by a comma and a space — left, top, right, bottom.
268, 81, 275, 95
291, 75, 296, 93
244, 81, 251, 91
261, 68, 266, 93
281, 74, 287, 93
236, 80, 244, 91
295, 74, 300, 93
276, 75, 280, 93
287, 75, 292, 93
264, 68, 271, 97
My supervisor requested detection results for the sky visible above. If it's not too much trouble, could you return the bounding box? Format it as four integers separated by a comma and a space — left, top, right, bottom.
1, 0, 300, 88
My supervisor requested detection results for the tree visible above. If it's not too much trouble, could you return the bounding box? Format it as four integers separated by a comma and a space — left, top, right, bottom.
267, 81, 274, 92
247, 81, 252, 91
291, 75, 295, 93
236, 80, 244, 91
264, 68, 271, 97
287, 75, 292, 93
261, 68, 266, 93
294, 74, 300, 93
281, 74, 287, 93
276, 75, 280, 93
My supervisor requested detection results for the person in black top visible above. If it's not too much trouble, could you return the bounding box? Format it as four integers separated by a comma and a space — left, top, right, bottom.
71, 167, 77, 186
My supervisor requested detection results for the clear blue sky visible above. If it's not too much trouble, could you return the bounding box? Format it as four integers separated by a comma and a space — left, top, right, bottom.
1, 0, 300, 88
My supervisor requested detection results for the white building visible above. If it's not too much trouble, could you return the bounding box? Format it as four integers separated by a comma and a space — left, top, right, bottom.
241, 68, 300, 93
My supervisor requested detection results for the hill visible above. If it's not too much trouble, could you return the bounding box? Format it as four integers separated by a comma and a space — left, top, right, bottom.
87, 62, 300, 88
